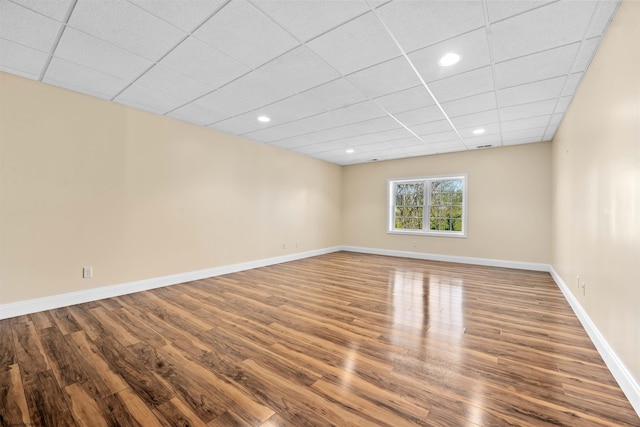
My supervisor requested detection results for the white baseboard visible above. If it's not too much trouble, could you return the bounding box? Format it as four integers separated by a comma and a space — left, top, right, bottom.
340, 245, 550, 271
549, 266, 640, 417
0, 246, 341, 320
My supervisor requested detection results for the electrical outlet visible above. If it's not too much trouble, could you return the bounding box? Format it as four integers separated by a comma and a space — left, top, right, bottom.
581, 281, 586, 296
295, 241, 299, 248
83, 266, 93, 278
282, 243, 286, 249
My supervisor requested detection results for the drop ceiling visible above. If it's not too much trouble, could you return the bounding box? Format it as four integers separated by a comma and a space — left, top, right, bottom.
0, 0, 619, 165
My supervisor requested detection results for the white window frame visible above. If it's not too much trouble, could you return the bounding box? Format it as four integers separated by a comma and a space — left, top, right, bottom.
387, 174, 467, 238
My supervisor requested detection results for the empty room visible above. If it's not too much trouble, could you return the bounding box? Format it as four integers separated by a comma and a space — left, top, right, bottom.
1, 0, 639, 425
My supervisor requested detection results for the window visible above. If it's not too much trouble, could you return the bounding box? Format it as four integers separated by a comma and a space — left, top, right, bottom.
388, 174, 467, 237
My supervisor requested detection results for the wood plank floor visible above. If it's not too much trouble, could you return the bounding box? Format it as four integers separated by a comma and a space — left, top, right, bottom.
1, 251, 638, 426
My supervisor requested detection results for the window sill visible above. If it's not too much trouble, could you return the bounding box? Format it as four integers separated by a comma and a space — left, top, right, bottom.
387, 230, 467, 238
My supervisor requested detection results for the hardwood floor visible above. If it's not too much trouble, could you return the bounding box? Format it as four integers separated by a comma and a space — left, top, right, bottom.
1, 251, 638, 426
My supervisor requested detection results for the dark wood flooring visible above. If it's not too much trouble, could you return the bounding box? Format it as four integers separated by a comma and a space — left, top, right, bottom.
1, 251, 638, 426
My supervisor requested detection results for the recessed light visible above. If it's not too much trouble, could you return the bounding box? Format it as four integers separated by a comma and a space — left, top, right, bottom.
257, 115, 271, 123
472, 128, 485, 135
346, 149, 355, 154
438, 52, 460, 67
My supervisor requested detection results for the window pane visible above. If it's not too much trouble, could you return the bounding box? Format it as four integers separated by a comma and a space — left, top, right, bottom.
391, 176, 464, 235
452, 191, 463, 204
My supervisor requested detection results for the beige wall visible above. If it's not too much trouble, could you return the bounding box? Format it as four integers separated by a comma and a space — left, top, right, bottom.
342, 142, 552, 264
551, 1, 640, 382
0, 72, 342, 304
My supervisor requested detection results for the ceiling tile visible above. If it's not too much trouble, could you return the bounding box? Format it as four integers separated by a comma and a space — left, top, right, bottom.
136, 64, 212, 103
191, 86, 256, 121
307, 12, 400, 75
502, 127, 545, 144
114, 83, 186, 114
554, 96, 573, 113
253, 0, 369, 42
293, 143, 336, 155
572, 37, 601, 73
279, 113, 337, 135
55, 27, 153, 80
501, 115, 551, 133
499, 99, 556, 121
43, 57, 128, 100
373, 85, 434, 114
312, 149, 352, 161
301, 78, 366, 112
210, 109, 292, 136
310, 139, 360, 153
337, 128, 416, 148
160, 37, 250, 88
376, 0, 485, 52
326, 100, 387, 127
409, 120, 454, 136
193, 0, 299, 68
423, 130, 460, 144
585, 1, 620, 38
485, 1, 554, 23
495, 43, 580, 89
409, 28, 490, 82
497, 76, 565, 107
311, 142, 345, 155
68, 0, 186, 61
0, 38, 49, 77
550, 113, 564, 126
431, 140, 467, 154
0, 1, 62, 52
490, 1, 595, 62
269, 133, 326, 150
401, 145, 437, 156
351, 141, 395, 153
441, 92, 497, 118
501, 136, 542, 146
0, 65, 39, 80
395, 105, 447, 127
561, 72, 583, 96
346, 56, 421, 98
257, 46, 340, 93
262, 94, 326, 122
543, 124, 559, 141
388, 137, 426, 148
244, 117, 324, 143
291, 125, 370, 146
167, 102, 228, 126
450, 109, 499, 129
428, 66, 495, 103
11, 0, 73, 21
344, 116, 400, 135
128, 0, 227, 32
218, 71, 294, 110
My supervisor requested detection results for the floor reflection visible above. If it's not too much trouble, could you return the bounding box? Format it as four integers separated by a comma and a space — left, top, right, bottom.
388, 268, 464, 350
339, 344, 359, 390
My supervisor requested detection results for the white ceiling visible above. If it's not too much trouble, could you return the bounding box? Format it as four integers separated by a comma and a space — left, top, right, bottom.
0, 0, 619, 165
